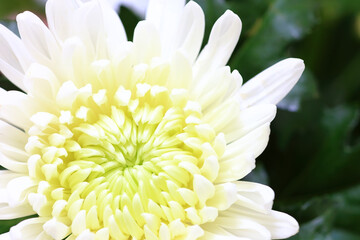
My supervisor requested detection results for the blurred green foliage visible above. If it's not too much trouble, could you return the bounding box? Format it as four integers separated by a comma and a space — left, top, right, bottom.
0, 0, 359, 239
0, 0, 42, 19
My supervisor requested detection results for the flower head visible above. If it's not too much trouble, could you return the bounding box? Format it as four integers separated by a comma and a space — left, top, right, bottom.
0, 0, 304, 239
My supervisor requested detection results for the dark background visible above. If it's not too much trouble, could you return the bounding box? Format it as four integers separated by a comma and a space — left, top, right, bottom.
0, 0, 359, 239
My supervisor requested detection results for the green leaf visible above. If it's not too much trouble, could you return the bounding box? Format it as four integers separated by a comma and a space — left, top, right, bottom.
287, 213, 333, 240
329, 229, 360, 240
226, 0, 272, 35
283, 185, 360, 239
0, 0, 42, 19
320, 0, 360, 20
326, 52, 360, 105
281, 105, 360, 196
230, 0, 317, 80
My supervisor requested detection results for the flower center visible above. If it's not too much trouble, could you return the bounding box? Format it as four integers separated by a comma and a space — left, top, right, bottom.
26, 83, 225, 239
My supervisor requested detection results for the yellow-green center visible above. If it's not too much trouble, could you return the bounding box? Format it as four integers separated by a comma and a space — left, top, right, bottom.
26, 83, 225, 239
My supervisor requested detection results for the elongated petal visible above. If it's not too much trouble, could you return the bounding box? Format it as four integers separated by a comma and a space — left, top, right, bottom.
0, 90, 40, 130
0, 233, 10, 240
221, 104, 276, 143
0, 120, 27, 150
202, 218, 271, 240
133, 21, 161, 63
43, 218, 71, 240
0, 151, 27, 173
216, 123, 270, 183
146, 0, 204, 63
234, 181, 275, 212
192, 67, 242, 113
7, 176, 37, 205
0, 171, 23, 189
202, 181, 298, 239
0, 204, 35, 220
25, 63, 61, 101
194, 10, 241, 79
0, 24, 33, 91
239, 58, 305, 107
46, 0, 78, 41
167, 51, 193, 89
100, 1, 127, 54
146, 0, 185, 37
222, 204, 299, 239
9, 218, 51, 240
175, 2, 205, 63
17, 11, 61, 67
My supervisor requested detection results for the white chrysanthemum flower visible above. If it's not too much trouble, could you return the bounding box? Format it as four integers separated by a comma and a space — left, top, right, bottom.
0, 0, 304, 239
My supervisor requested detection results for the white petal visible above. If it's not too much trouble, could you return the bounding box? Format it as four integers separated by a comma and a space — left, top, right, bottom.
46, 0, 79, 41
72, 210, 87, 235
100, 1, 127, 51
0, 24, 33, 91
7, 176, 37, 206
95, 228, 109, 240
0, 233, 10, 240
24, 63, 60, 100
216, 153, 255, 184
0, 151, 27, 173
216, 123, 270, 183
146, 0, 185, 45
76, 229, 95, 240
239, 58, 305, 107
194, 10, 241, 79
234, 181, 275, 211
17, 11, 61, 66
186, 225, 204, 240
221, 104, 276, 143
262, 210, 299, 239
167, 51, 192, 89
146, 0, 185, 22
133, 21, 161, 63
202, 217, 271, 240
175, 1, 205, 63
223, 122, 270, 159
43, 218, 71, 240
72, 1, 108, 59
224, 202, 299, 239
146, 0, 204, 62
35, 231, 53, 240
0, 121, 28, 155
193, 67, 242, 113
56, 81, 80, 110
0, 171, 23, 189
9, 218, 50, 240
0, 90, 38, 130
0, 142, 28, 163
207, 183, 237, 211
203, 99, 240, 134
60, 38, 89, 86
0, 204, 36, 220
193, 174, 215, 205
